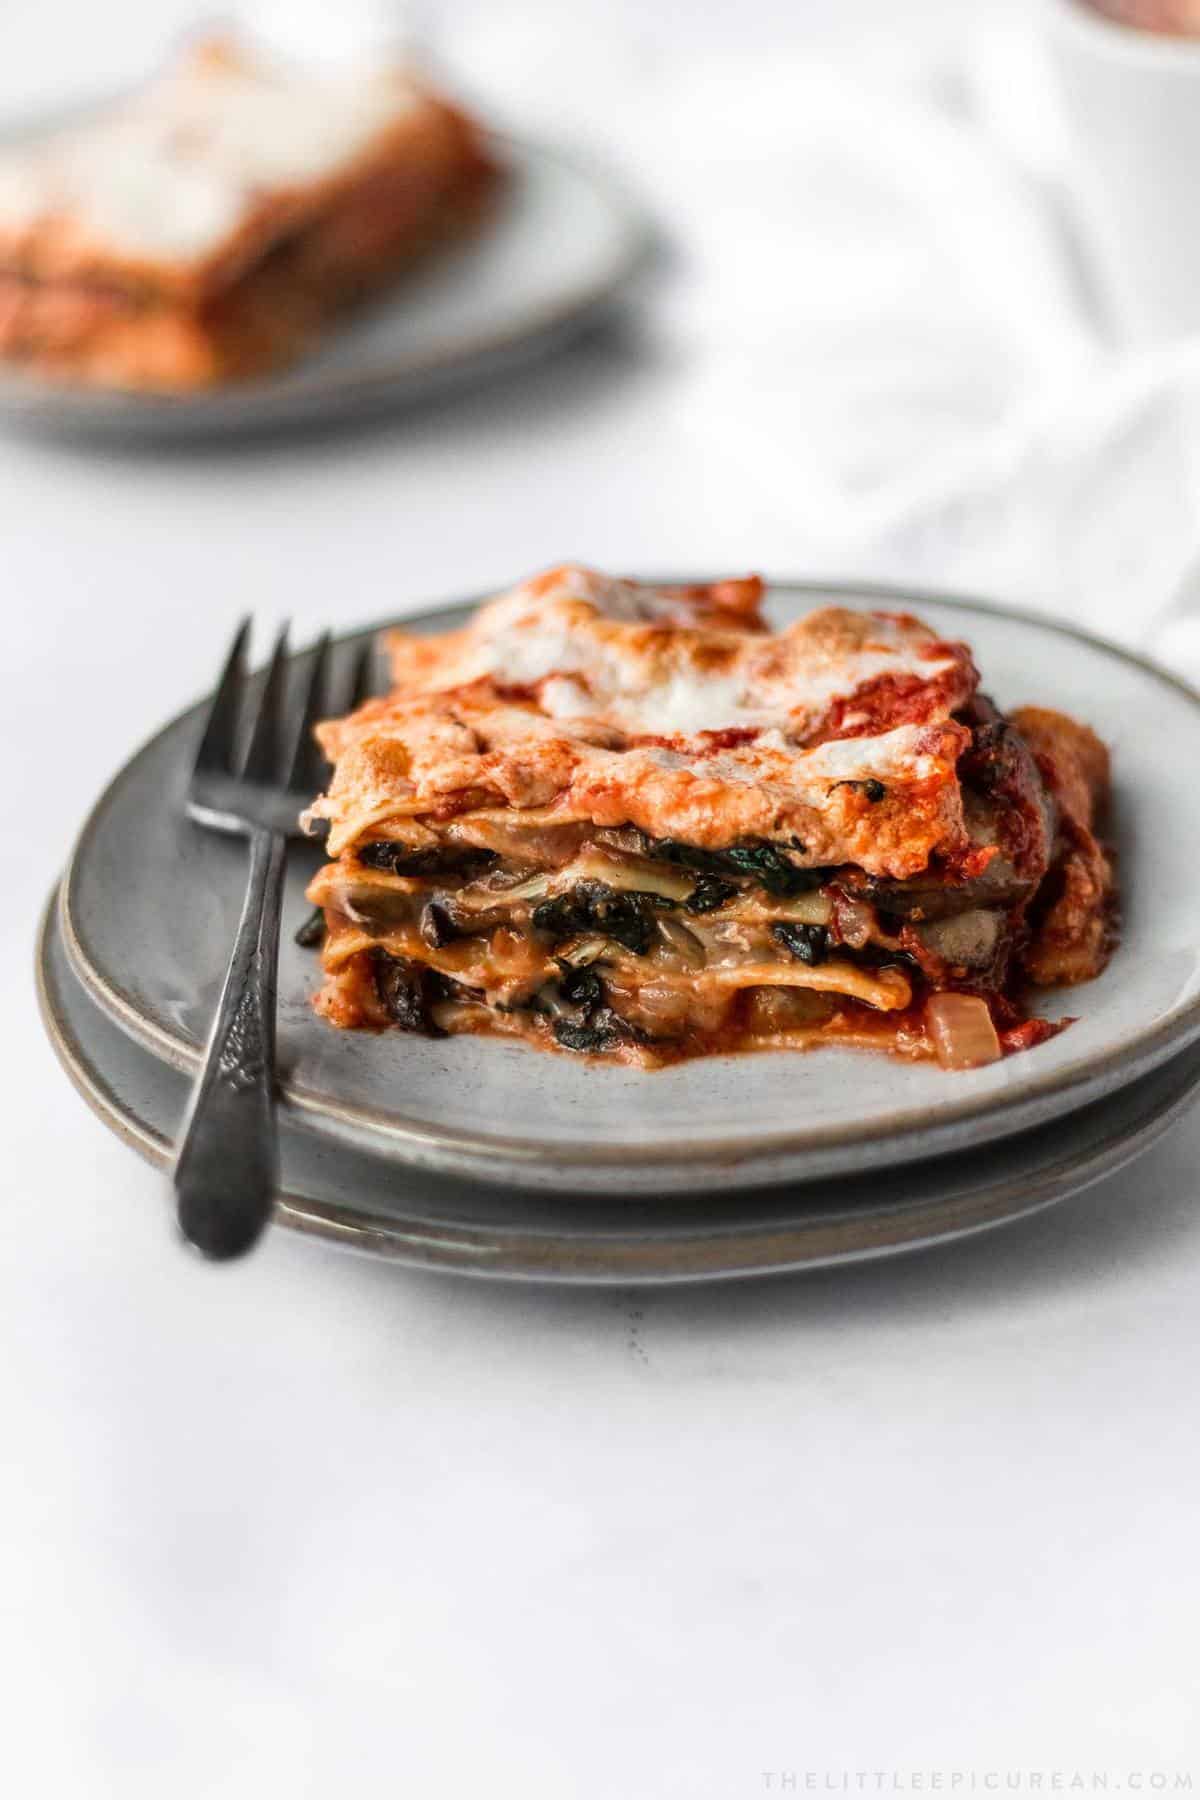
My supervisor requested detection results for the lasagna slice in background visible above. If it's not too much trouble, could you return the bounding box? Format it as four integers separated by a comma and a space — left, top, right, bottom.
301, 567, 1116, 1070
0, 37, 497, 391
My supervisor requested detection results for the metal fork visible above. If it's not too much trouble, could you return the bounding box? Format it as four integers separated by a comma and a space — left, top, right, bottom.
174, 621, 370, 1261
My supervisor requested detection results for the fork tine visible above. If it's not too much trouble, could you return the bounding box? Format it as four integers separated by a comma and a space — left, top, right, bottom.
241, 623, 291, 785
347, 638, 377, 711
192, 616, 251, 777
285, 632, 333, 795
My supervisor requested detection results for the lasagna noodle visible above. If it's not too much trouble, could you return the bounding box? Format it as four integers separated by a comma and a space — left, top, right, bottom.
318, 920, 914, 1011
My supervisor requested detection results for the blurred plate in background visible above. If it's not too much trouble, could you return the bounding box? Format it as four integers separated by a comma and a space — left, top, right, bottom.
0, 136, 649, 443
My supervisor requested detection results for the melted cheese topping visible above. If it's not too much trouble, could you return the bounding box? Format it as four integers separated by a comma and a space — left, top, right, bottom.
387, 565, 971, 739
305, 568, 978, 879
0, 40, 423, 277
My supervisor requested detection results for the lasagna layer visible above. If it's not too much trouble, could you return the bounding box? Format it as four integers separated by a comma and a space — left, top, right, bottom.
301, 568, 1116, 1069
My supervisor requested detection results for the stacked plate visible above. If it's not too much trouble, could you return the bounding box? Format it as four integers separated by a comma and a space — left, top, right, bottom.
38, 583, 1200, 1282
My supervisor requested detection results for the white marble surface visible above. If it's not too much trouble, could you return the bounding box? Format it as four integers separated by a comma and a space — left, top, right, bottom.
4, 1, 1200, 1793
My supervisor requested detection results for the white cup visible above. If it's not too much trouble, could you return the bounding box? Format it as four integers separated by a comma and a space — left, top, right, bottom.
1046, 0, 1200, 341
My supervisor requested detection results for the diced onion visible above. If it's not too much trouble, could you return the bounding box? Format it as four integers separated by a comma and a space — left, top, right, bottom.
926, 993, 1002, 1070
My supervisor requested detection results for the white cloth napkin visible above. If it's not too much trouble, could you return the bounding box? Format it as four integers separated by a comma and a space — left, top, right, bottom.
241, 0, 1200, 676
438, 1, 1200, 674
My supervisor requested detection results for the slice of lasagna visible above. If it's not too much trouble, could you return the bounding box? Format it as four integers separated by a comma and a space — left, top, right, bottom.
301, 567, 1116, 1070
0, 38, 497, 392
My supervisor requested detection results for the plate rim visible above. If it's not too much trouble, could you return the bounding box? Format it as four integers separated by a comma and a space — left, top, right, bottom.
0, 133, 653, 435
36, 886, 1200, 1282
57, 576, 1200, 1184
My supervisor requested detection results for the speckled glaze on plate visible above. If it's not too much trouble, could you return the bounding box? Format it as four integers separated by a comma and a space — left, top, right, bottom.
36, 890, 1200, 1282
0, 137, 649, 442
58, 581, 1200, 1195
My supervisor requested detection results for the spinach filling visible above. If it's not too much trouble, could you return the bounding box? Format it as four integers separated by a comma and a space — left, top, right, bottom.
531, 880, 671, 957
771, 921, 830, 966
358, 840, 498, 881
637, 833, 832, 899
494, 958, 651, 1051
683, 875, 738, 916
370, 950, 482, 1037
359, 832, 856, 1027
553, 1014, 641, 1053
548, 961, 649, 1054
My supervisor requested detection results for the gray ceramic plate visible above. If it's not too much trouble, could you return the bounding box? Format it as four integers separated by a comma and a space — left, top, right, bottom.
36, 890, 1200, 1282
58, 580, 1200, 1194
0, 137, 648, 442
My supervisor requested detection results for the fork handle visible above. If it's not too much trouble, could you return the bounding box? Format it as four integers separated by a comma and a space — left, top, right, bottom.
174, 826, 288, 1260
